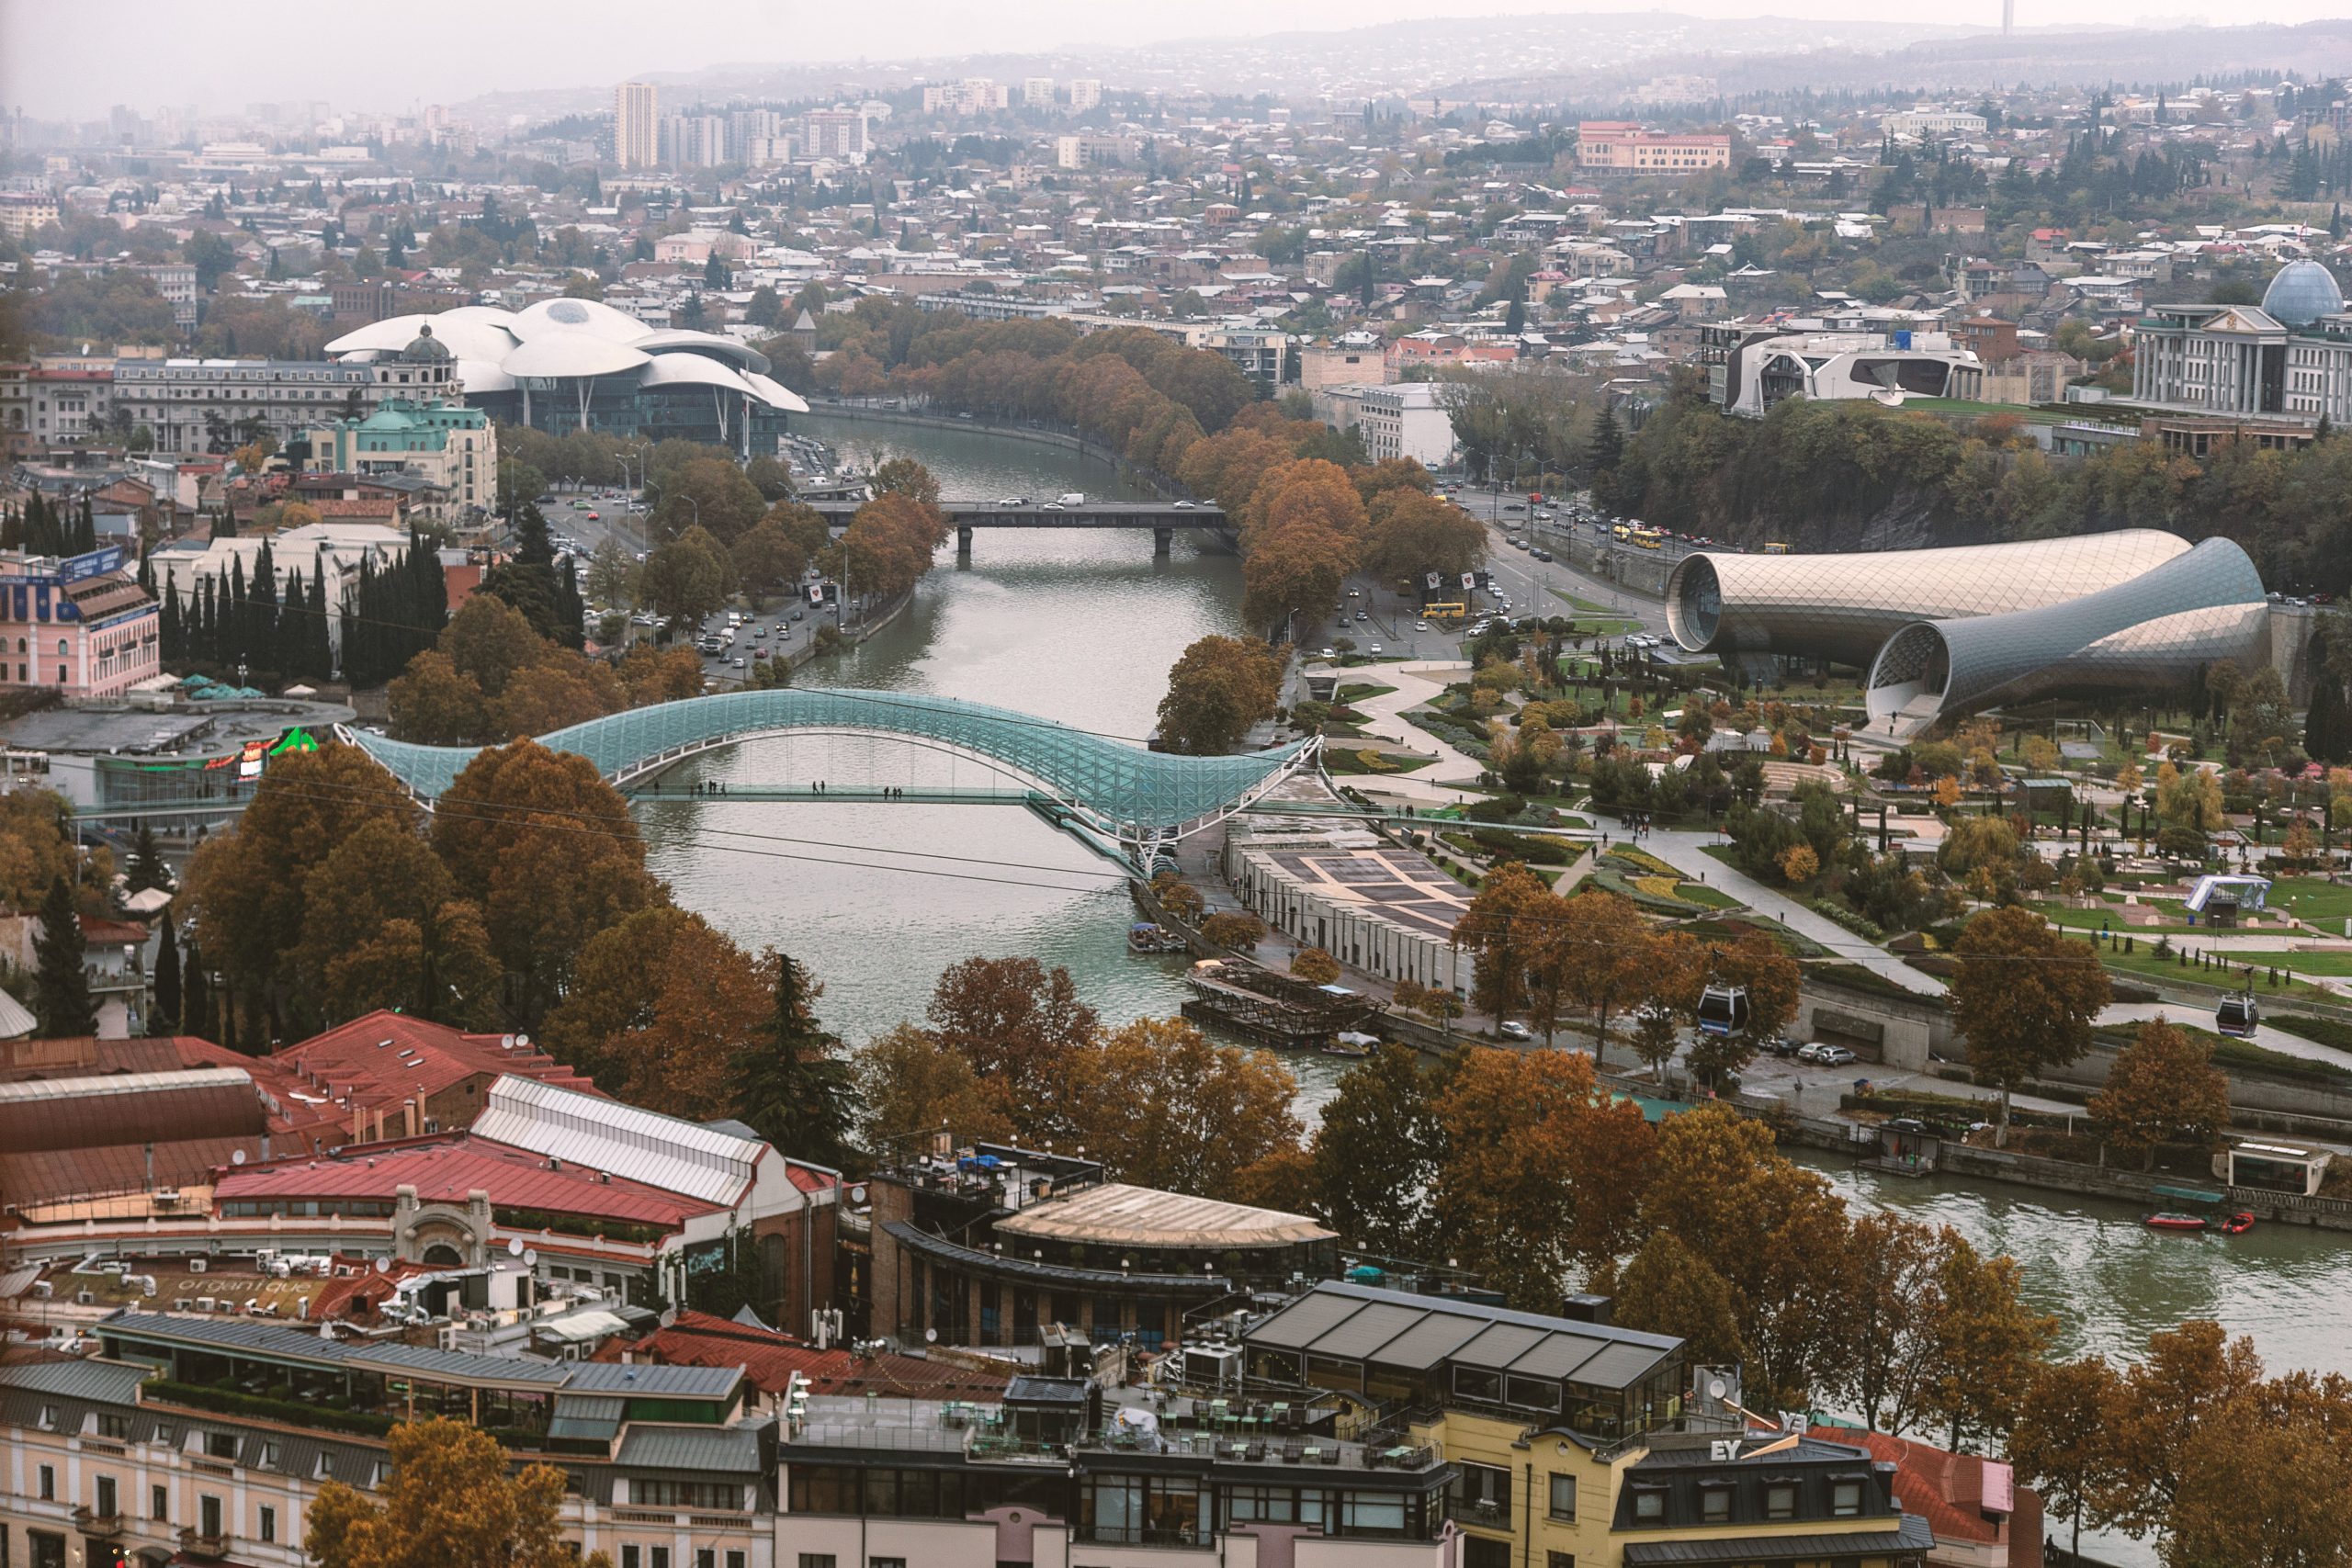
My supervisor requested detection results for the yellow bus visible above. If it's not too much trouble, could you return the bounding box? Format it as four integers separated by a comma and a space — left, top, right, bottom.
1763, 541, 1793, 555
1422, 602, 1469, 622
1632, 527, 1665, 550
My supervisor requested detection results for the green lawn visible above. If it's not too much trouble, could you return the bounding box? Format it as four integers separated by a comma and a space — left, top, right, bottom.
1336, 682, 1397, 703
1675, 881, 1743, 909
2098, 942, 2343, 1002
2031, 897, 2204, 934
2267, 878, 2352, 926
2214, 948, 2352, 978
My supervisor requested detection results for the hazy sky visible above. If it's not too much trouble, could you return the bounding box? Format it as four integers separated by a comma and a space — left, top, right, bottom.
2, 0, 2341, 121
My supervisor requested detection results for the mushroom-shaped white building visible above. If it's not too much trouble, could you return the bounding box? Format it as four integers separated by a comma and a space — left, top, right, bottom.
327, 301, 807, 457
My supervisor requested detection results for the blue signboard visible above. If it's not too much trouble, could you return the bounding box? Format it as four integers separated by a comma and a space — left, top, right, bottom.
58, 546, 130, 583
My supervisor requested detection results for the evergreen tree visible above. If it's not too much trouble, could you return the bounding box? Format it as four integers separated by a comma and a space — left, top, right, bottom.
182, 940, 212, 1044
152, 916, 182, 1035
1587, 406, 1624, 475
31, 874, 94, 1037
128, 822, 167, 894
729, 955, 862, 1170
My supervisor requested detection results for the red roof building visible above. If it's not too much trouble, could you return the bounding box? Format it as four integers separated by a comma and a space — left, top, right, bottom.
591, 1309, 1012, 1402
212, 1136, 726, 1232
269, 1010, 599, 1141
1815, 1424, 2042, 1568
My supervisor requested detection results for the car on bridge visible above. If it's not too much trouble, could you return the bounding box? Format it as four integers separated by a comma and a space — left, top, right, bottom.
1174, 499, 1197, 509
996, 496, 1028, 506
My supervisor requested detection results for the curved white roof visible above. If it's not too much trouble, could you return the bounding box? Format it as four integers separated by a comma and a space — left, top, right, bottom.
743, 371, 810, 413
503, 334, 653, 378
639, 354, 757, 396
324, 310, 520, 363
453, 355, 519, 394
510, 296, 654, 343
633, 329, 771, 374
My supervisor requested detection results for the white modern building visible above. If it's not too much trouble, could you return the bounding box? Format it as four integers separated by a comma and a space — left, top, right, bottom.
1712, 327, 1982, 418
1355, 382, 1457, 467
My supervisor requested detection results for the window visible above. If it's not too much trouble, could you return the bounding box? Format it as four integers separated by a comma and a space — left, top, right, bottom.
199, 1495, 222, 1538
870, 1560, 907, 1568
1547, 1472, 1577, 1521
1700, 1483, 1732, 1524
204, 1431, 238, 1460
1453, 1461, 1510, 1523
153, 1483, 169, 1520
95, 1475, 118, 1517
1631, 1487, 1664, 1523
621, 1550, 639, 1568
38, 1464, 55, 1500
37, 1403, 58, 1429
695, 1553, 714, 1568
1228, 1486, 1296, 1524
650, 1550, 669, 1568
259, 1440, 280, 1468
1548, 1556, 1577, 1568
260, 1506, 277, 1543
797, 1557, 836, 1568
726, 1556, 745, 1568
1765, 1481, 1797, 1520
1831, 1479, 1865, 1517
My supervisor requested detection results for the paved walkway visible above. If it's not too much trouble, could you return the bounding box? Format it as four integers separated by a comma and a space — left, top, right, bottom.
1323, 660, 1487, 807
1641, 829, 1948, 996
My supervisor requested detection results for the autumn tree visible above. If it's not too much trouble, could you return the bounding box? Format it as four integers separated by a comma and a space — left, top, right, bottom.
305, 1417, 610, 1568
650, 454, 765, 543
641, 525, 734, 627
823, 491, 950, 600
1614, 1230, 1748, 1372
1156, 634, 1289, 755
439, 592, 548, 703
291, 818, 501, 1027
1431, 1047, 1656, 1309
925, 955, 1101, 1143
1826, 1212, 1949, 1435
1310, 1043, 1442, 1254
386, 650, 489, 744
2009, 1355, 2130, 1562
1920, 1234, 2056, 1450
1454, 863, 1562, 1026
1950, 905, 2110, 1143
613, 645, 707, 707
1628, 1105, 1851, 1410
1544, 888, 1654, 1062
0, 788, 93, 913
1362, 487, 1487, 586
731, 953, 862, 1170
1291, 946, 1341, 984
541, 906, 772, 1120
856, 1022, 1013, 1149
730, 513, 815, 606
2089, 1015, 2232, 1169
1059, 1017, 1303, 1200
430, 739, 662, 1027
1628, 930, 1705, 1079
2106, 1320, 2266, 1539
1200, 910, 1265, 950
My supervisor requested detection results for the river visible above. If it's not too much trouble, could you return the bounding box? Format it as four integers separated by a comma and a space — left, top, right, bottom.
639, 411, 1353, 1117
641, 414, 2352, 1503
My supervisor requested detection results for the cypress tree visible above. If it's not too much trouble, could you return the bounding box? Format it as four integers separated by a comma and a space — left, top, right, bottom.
250, 538, 278, 675
307, 569, 331, 680
32, 874, 95, 1037
182, 941, 213, 1044
128, 822, 166, 894
152, 917, 182, 1035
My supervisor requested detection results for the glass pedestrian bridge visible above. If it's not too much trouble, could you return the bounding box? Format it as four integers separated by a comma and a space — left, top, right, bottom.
344, 687, 1317, 854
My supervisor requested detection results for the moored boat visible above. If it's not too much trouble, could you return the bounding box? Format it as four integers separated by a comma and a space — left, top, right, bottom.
2144, 1212, 2208, 1233
2221, 1211, 2256, 1235
1127, 922, 1188, 954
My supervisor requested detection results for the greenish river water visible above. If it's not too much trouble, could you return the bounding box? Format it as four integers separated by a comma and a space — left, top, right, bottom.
643, 413, 2352, 1523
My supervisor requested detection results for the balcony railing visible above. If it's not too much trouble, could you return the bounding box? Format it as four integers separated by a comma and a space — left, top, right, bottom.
178, 1526, 229, 1554
71, 1506, 124, 1536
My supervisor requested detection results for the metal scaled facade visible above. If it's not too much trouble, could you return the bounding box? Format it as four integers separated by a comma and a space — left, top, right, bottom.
1664, 530, 2193, 667
345, 687, 1316, 848
1865, 536, 2271, 735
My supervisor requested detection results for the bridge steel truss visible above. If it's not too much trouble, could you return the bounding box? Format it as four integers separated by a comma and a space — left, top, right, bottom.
344, 687, 1318, 853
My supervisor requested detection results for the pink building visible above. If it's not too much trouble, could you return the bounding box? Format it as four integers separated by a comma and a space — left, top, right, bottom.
0, 546, 161, 696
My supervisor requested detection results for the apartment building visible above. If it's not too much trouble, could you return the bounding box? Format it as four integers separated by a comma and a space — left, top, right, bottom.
1357, 382, 1456, 467
1069, 78, 1103, 112
1575, 121, 1733, 175
0, 189, 58, 239
110, 344, 445, 456
303, 398, 497, 520
614, 81, 659, 170
801, 109, 868, 164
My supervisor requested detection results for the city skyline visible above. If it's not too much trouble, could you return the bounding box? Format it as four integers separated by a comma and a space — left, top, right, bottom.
6, 0, 2351, 121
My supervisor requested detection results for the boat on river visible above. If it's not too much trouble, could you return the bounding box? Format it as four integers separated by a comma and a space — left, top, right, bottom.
1127, 922, 1189, 954
2145, 1212, 2209, 1233
2222, 1211, 2257, 1235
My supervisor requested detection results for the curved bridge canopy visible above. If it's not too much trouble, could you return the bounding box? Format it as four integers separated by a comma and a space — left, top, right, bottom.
346, 687, 1314, 847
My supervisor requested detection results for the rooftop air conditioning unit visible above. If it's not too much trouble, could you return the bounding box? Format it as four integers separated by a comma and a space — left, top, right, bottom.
195, 1296, 216, 1312
188, 1258, 207, 1274
31, 1280, 51, 1298
74, 1290, 96, 1305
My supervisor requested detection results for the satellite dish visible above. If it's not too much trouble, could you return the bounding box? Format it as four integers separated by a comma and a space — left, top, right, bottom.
508, 1237, 525, 1257
848, 1184, 867, 1204
924, 1328, 937, 1344
515, 1033, 529, 1047
372, 1258, 390, 1274
231, 1149, 246, 1166
523, 1249, 537, 1267
1706, 1377, 1728, 1401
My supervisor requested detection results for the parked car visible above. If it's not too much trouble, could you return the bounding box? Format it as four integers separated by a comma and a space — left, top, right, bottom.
1498, 1021, 1534, 1041
1763, 1037, 1802, 1058
1815, 1045, 1859, 1066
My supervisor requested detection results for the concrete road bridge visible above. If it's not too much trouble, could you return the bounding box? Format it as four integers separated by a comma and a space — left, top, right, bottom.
806, 499, 1229, 558
343, 687, 1315, 861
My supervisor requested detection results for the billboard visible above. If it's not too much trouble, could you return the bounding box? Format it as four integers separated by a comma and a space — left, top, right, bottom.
59, 545, 130, 583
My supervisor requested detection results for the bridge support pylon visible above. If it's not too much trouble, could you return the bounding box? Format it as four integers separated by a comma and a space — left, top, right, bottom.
1152, 526, 1172, 558
956, 525, 973, 559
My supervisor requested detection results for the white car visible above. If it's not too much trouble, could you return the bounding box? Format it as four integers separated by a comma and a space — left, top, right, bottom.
1174, 499, 1197, 509
1498, 1021, 1534, 1041
996, 496, 1027, 506
1318, 647, 1337, 660
1367, 643, 1384, 655
1414, 620, 1430, 631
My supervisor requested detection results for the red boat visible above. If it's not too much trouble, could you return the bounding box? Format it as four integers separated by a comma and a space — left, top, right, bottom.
2221, 1212, 2257, 1235
2144, 1212, 2209, 1232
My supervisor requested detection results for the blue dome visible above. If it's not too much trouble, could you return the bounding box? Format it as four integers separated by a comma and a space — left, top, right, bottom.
2261, 259, 2345, 328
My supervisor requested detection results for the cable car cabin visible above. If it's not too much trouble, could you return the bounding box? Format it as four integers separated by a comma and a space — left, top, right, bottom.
2217, 992, 2259, 1038
1696, 982, 1750, 1038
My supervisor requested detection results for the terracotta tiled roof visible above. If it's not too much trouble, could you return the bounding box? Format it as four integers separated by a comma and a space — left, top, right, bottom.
212, 1135, 722, 1229
1815, 1424, 2042, 1565
270, 1010, 597, 1115
591, 1310, 1013, 1400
